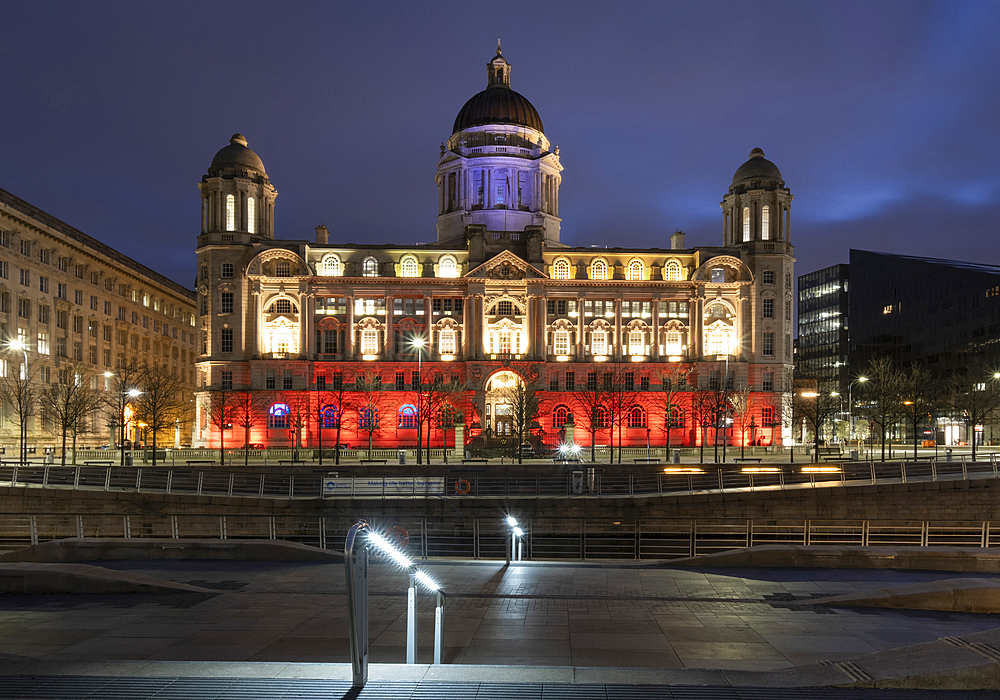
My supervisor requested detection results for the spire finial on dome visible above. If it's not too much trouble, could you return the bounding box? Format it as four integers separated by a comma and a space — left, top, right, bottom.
497, 38, 502, 55
487, 44, 511, 87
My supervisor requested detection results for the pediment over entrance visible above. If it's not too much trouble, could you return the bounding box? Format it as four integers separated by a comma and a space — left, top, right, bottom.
466, 249, 546, 280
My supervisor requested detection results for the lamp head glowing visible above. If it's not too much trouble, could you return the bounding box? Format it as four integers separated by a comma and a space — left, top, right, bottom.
800, 391, 819, 398
415, 570, 439, 591
506, 516, 517, 527
103, 371, 114, 378
513, 526, 524, 537
127, 389, 141, 398
411, 337, 425, 348
8, 340, 24, 352
367, 531, 412, 568
858, 376, 868, 383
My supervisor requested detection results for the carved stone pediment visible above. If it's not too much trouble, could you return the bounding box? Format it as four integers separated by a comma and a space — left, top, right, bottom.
466, 249, 545, 280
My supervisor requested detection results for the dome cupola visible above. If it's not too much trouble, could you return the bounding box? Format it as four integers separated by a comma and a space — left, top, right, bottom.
452, 42, 544, 134
730, 148, 783, 192
208, 134, 267, 178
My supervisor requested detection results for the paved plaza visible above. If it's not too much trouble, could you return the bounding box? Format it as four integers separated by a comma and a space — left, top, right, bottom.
0, 556, 999, 690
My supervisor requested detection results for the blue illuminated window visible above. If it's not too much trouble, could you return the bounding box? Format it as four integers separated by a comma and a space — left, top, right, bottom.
321, 405, 339, 429
268, 403, 289, 429
398, 403, 418, 429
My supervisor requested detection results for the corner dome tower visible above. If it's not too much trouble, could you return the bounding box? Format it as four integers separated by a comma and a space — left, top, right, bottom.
721, 148, 793, 246
198, 134, 277, 240
437, 44, 563, 245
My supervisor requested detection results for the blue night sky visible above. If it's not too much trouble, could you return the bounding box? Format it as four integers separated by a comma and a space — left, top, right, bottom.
3, 1, 999, 293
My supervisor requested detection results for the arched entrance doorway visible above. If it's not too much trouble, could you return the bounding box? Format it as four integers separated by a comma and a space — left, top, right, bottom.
484, 370, 522, 437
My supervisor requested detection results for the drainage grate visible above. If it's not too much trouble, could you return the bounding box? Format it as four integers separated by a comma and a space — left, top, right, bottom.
0, 677, 994, 700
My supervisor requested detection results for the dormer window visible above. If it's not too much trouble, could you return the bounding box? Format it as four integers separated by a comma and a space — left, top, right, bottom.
438, 255, 458, 278
553, 259, 571, 280
627, 259, 645, 281
711, 267, 725, 283
591, 259, 608, 281
362, 257, 378, 277
321, 255, 341, 277
665, 260, 683, 281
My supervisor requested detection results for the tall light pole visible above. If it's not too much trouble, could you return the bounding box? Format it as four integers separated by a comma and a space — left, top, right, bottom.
8, 339, 29, 464
848, 376, 868, 446
411, 336, 425, 465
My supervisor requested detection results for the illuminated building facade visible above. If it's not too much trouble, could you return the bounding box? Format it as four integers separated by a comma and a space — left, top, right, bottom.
194, 47, 796, 450
0, 188, 198, 448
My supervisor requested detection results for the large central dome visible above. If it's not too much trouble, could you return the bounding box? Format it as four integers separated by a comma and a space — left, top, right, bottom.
452, 46, 544, 134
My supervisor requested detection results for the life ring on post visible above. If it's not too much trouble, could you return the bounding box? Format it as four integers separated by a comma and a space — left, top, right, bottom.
389, 524, 409, 549
455, 478, 471, 495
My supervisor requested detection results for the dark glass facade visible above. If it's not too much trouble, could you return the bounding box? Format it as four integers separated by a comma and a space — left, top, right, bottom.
797, 264, 849, 392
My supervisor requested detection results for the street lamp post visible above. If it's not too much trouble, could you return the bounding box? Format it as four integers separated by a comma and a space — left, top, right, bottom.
411, 337, 425, 465
848, 376, 868, 451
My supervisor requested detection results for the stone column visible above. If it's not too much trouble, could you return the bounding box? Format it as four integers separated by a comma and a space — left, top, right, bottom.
424, 295, 433, 350
614, 298, 622, 361
346, 295, 354, 357
576, 295, 585, 359
564, 414, 575, 447
385, 295, 394, 359
304, 294, 316, 357
454, 422, 465, 454
651, 297, 660, 360
525, 295, 534, 359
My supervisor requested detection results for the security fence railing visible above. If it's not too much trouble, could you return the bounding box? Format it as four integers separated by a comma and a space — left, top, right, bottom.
2, 513, 999, 559
0, 456, 997, 501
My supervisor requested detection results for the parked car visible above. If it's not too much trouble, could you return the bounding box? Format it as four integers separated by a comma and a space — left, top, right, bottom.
244, 443, 265, 450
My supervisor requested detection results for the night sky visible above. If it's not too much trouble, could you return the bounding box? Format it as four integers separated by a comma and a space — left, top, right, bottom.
4, 1, 999, 294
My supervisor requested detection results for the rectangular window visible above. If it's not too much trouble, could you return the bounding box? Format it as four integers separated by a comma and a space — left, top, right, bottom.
56, 310, 67, 329
565, 372, 575, 391
103, 325, 112, 342
361, 329, 378, 354
763, 270, 775, 284
221, 370, 233, 391
628, 330, 644, 355
762, 298, 774, 318
587, 372, 597, 391
762, 406, 774, 425
549, 374, 559, 391
591, 330, 607, 356
439, 329, 456, 354
266, 370, 276, 390
73, 341, 82, 361
75, 290, 84, 305
474, 170, 484, 206
0, 261, 6, 279
38, 305, 49, 325
316, 374, 326, 391
554, 330, 569, 355
104, 301, 111, 315
221, 292, 233, 314
103, 348, 111, 367
90, 295, 98, 310
19, 269, 29, 286
18, 298, 30, 319
0, 291, 7, 313
56, 283, 66, 300
640, 376, 650, 391
221, 328, 233, 353
56, 337, 67, 357
38, 276, 48, 293
37, 332, 49, 355
19, 240, 30, 256
763, 331, 774, 356
411, 370, 420, 388
624, 372, 635, 390
395, 372, 405, 391
283, 372, 293, 390
221, 263, 234, 278
762, 371, 774, 392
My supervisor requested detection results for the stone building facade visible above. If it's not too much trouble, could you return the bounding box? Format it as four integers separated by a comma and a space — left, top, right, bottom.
194, 47, 796, 451
0, 188, 198, 449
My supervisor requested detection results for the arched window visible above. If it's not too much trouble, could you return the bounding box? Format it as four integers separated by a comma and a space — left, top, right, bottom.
628, 405, 647, 428
359, 406, 379, 429
438, 255, 458, 278
398, 404, 418, 429
268, 403, 289, 429
225, 194, 235, 232
267, 299, 297, 314
742, 207, 750, 242
275, 260, 291, 278
552, 404, 570, 429
553, 258, 571, 280
321, 255, 341, 277
711, 267, 725, 283
593, 406, 609, 428
667, 405, 683, 429
362, 257, 378, 277
665, 260, 683, 281
590, 329, 608, 356
400, 255, 419, 278
761, 205, 770, 240
247, 196, 256, 235
591, 259, 608, 281
321, 405, 339, 429
439, 329, 456, 354
628, 329, 644, 355
627, 259, 644, 281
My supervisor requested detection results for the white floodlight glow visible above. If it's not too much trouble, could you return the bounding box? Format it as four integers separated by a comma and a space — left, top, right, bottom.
506, 516, 517, 527
127, 389, 141, 398
513, 527, 524, 537
571, 444, 582, 453
368, 531, 412, 568
414, 570, 439, 591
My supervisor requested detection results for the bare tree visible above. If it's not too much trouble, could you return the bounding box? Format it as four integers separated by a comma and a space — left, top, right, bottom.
950, 364, 1000, 462
855, 356, 906, 461
103, 359, 145, 466
794, 389, 841, 459
133, 365, 187, 466
283, 390, 314, 462
0, 354, 37, 464
419, 371, 467, 463
901, 363, 938, 460
656, 365, 691, 457
231, 384, 272, 466
605, 362, 638, 464
323, 368, 355, 466
729, 385, 758, 460
40, 364, 102, 466
495, 363, 543, 464
206, 384, 238, 465
572, 365, 610, 463
356, 369, 387, 459
690, 389, 716, 465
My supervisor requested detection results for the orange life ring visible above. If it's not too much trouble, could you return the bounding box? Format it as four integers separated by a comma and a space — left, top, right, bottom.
389, 524, 409, 549
455, 478, 471, 495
